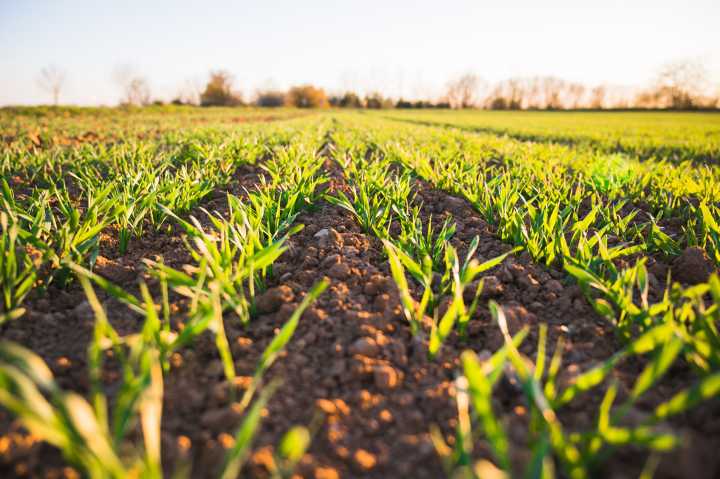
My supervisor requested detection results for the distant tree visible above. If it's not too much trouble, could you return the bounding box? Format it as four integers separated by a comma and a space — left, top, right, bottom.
338, 91, 363, 108
37, 66, 66, 105
589, 85, 607, 109
488, 95, 508, 110
114, 65, 152, 106
256, 90, 286, 107
396, 98, 413, 109
174, 77, 203, 105
286, 85, 328, 108
364, 92, 393, 109
652, 60, 708, 109
445, 73, 482, 108
566, 82, 586, 109
539, 77, 566, 109
200, 70, 242, 107
124, 77, 152, 106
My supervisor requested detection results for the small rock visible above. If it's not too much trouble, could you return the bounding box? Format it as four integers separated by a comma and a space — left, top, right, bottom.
672, 246, 715, 284
328, 228, 344, 248
316, 399, 337, 415
316, 227, 344, 249
314, 466, 340, 479
517, 273, 540, 290
314, 228, 329, 239
328, 262, 351, 280
374, 365, 401, 390
342, 245, 359, 256
373, 292, 393, 312
498, 266, 514, 283
545, 279, 563, 293
350, 337, 380, 357
481, 275, 504, 297
320, 253, 341, 269
363, 274, 387, 296
353, 449, 377, 471
303, 307, 327, 321
255, 285, 294, 314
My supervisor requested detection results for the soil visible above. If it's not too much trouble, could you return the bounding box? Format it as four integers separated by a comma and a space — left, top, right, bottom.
1, 158, 720, 479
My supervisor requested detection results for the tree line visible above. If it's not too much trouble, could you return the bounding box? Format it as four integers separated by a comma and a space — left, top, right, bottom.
36, 60, 719, 110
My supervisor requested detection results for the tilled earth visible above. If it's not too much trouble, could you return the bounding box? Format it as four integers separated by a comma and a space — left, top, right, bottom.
1, 164, 720, 479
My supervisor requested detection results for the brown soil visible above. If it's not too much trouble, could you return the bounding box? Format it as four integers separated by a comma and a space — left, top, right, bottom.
2, 162, 719, 479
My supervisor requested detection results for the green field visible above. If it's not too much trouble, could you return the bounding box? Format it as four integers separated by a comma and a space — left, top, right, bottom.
1, 107, 719, 478
379, 109, 720, 162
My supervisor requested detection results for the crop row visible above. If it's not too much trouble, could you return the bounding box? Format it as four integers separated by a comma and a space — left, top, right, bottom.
378, 110, 720, 163
328, 116, 720, 477
1, 117, 331, 477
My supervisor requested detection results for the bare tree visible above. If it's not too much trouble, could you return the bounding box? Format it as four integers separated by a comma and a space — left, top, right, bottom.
589, 85, 606, 109
37, 66, 66, 105
654, 60, 709, 109
173, 77, 203, 105
566, 83, 586, 109
114, 65, 152, 106
540, 77, 565, 109
445, 73, 482, 108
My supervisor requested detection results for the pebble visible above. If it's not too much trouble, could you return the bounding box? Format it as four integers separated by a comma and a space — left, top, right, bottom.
353, 449, 377, 471
328, 262, 351, 280
545, 279, 563, 293
672, 246, 715, 284
481, 275, 504, 297
316, 398, 337, 415
255, 285, 294, 314
316, 227, 344, 249
374, 293, 392, 311
320, 253, 341, 269
517, 273, 540, 290
349, 337, 380, 358
303, 307, 327, 321
314, 228, 329, 239
374, 364, 401, 390
314, 466, 340, 479
363, 274, 387, 296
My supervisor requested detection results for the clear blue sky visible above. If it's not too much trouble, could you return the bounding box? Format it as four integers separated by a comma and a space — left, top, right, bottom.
1, 0, 718, 105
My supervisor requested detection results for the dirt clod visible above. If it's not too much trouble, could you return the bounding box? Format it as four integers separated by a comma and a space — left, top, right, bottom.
672, 246, 716, 284
349, 337, 380, 358
328, 262, 351, 280
255, 285, 295, 314
353, 449, 377, 471
373, 364, 401, 390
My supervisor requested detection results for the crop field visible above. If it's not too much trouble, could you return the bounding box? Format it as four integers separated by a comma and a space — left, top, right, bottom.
1, 106, 719, 478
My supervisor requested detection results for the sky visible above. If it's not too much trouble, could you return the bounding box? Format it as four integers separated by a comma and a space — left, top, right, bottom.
1, 0, 719, 105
